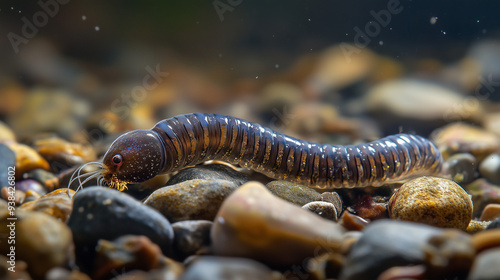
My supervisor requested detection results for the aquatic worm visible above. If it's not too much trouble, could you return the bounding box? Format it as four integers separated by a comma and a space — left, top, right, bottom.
70, 113, 442, 192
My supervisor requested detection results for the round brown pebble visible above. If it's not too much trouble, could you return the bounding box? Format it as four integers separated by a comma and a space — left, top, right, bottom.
388, 176, 473, 230
302, 201, 338, 221
479, 203, 500, 221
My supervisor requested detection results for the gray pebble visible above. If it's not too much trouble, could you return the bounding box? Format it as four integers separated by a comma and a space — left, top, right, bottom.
67, 186, 174, 273
486, 217, 500, 229
172, 220, 213, 261
302, 201, 338, 221
167, 164, 248, 186
468, 248, 500, 280
479, 153, 500, 185
444, 153, 477, 185
266, 180, 321, 206
180, 256, 276, 280
144, 179, 239, 222
340, 220, 462, 280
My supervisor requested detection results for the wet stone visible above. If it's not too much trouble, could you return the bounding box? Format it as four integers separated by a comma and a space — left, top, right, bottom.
92, 235, 166, 280
34, 136, 97, 171
471, 229, 500, 254
340, 220, 469, 280
166, 164, 248, 186
464, 179, 500, 218
486, 217, 500, 229
388, 176, 473, 230
265, 180, 321, 206
144, 179, 239, 223
7, 142, 50, 180
302, 201, 338, 221
16, 179, 47, 195
320, 191, 343, 214
23, 168, 59, 191
479, 153, 500, 185
443, 153, 477, 185
172, 220, 213, 261
67, 186, 174, 273
0, 210, 73, 279
180, 256, 277, 280
432, 123, 500, 162
479, 203, 500, 221
211, 182, 345, 266
0, 144, 16, 194
19, 188, 75, 222
338, 211, 369, 231
466, 220, 492, 233
468, 248, 500, 280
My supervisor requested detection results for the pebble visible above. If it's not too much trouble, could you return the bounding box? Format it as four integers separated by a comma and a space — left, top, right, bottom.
483, 111, 500, 136
19, 188, 75, 222
265, 180, 321, 206
338, 211, 369, 231
467, 220, 493, 233
180, 256, 277, 280
23, 168, 59, 191
479, 203, 500, 221
211, 182, 345, 266
67, 186, 174, 273
0, 144, 16, 192
92, 235, 166, 280
34, 136, 97, 171
0, 121, 16, 142
166, 164, 248, 186
432, 123, 500, 162
144, 179, 239, 223
467, 248, 500, 280
1, 187, 25, 205
172, 220, 213, 261
0, 210, 73, 279
9, 88, 90, 139
479, 153, 500, 185
7, 142, 50, 180
16, 179, 47, 195
464, 179, 500, 218
366, 79, 480, 134
388, 176, 473, 230
443, 153, 477, 185
321, 191, 343, 214
302, 201, 338, 221
471, 229, 500, 254
486, 217, 500, 229
340, 220, 472, 280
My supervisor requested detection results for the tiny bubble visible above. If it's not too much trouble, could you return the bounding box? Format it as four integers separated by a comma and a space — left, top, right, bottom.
10, 7, 13, 10
308, 18, 311, 22
82, 15, 86, 20
255, 76, 259, 79
430, 16, 438, 25
217, 216, 225, 224
476, 20, 480, 23
95, 26, 100, 31
390, 27, 393, 30
275, 64, 279, 68
441, 30, 446, 35
379, 40, 384, 45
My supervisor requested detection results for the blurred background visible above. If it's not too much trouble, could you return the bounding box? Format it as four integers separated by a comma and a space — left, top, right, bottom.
2, 0, 500, 154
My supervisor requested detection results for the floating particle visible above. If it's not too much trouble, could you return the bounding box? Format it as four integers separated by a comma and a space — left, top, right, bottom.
82, 15, 86, 20
379, 41, 384, 46
275, 64, 279, 69
430, 16, 438, 25
95, 26, 100, 31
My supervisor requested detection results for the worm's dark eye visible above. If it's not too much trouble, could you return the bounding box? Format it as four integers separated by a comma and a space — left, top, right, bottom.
112, 154, 123, 165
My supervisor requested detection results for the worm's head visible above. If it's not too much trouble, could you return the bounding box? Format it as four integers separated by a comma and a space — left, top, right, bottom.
102, 130, 164, 191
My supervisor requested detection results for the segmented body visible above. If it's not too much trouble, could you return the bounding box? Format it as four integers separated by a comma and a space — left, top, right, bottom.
148, 113, 442, 188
